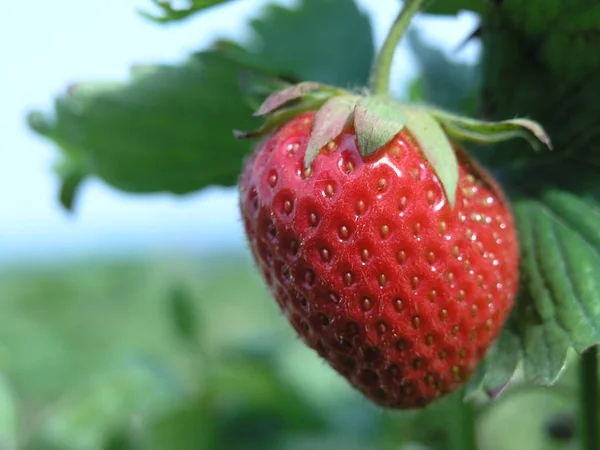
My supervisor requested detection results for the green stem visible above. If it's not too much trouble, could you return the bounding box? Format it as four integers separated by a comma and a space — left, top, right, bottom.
448, 389, 478, 450
579, 346, 599, 450
370, 0, 424, 96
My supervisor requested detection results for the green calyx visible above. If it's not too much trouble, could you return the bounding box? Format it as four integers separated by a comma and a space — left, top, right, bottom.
232, 82, 346, 139
235, 83, 552, 207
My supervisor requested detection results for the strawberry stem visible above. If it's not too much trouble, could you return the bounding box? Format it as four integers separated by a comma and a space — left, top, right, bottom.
579, 346, 599, 450
370, 0, 424, 96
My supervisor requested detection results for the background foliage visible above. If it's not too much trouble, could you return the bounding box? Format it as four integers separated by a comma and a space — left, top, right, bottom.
0, 256, 581, 449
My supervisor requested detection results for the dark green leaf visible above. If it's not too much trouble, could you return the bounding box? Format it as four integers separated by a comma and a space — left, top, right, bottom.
55, 162, 85, 212
28, 51, 260, 196
238, 70, 293, 111
139, 0, 233, 23
144, 396, 216, 450
477, 161, 600, 388
246, 0, 374, 87
145, 351, 326, 450
466, 325, 520, 397
420, 0, 487, 15
354, 96, 407, 157
210, 354, 326, 436
406, 29, 481, 114
304, 95, 358, 169
30, 0, 374, 204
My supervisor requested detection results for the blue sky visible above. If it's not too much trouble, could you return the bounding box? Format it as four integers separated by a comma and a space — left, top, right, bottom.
0, 0, 478, 264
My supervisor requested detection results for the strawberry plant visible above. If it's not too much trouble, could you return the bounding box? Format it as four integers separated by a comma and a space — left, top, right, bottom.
24, 0, 600, 449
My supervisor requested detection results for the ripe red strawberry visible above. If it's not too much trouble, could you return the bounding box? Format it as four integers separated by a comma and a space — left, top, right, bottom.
239, 111, 520, 409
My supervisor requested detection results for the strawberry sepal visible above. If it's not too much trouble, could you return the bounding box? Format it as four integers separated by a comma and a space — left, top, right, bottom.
426, 108, 553, 152
234, 82, 552, 210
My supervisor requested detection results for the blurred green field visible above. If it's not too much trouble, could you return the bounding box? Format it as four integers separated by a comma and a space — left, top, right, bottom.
0, 251, 580, 449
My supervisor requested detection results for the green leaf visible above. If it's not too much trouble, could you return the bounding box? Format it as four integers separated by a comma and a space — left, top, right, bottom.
304, 95, 359, 169
139, 0, 233, 23
0, 375, 17, 450
238, 70, 294, 111
354, 97, 407, 157
30, 0, 374, 204
168, 285, 199, 344
246, 0, 374, 88
210, 354, 327, 436
144, 352, 326, 450
54, 161, 85, 212
476, 161, 600, 388
143, 396, 216, 450
466, 326, 520, 398
401, 107, 460, 206
419, 0, 488, 15
28, 51, 260, 197
33, 363, 182, 450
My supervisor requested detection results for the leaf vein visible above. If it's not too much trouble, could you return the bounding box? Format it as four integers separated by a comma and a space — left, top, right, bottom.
535, 199, 600, 338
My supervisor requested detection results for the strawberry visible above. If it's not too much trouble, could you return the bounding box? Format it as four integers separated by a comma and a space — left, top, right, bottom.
233, 0, 551, 410
238, 103, 525, 408
233, 0, 552, 410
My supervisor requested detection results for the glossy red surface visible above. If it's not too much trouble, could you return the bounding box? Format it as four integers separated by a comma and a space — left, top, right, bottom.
239, 112, 519, 408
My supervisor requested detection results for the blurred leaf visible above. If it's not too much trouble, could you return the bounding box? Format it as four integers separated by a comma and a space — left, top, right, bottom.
407, 76, 425, 103
420, 0, 487, 15
475, 160, 600, 389
406, 29, 481, 114
141, 350, 326, 450
55, 162, 85, 211
0, 375, 17, 450
143, 395, 216, 450
466, 330, 520, 397
238, 70, 294, 111
140, 0, 234, 23
0, 261, 195, 403
210, 354, 327, 450
29, 0, 374, 205
28, 51, 260, 199
32, 363, 181, 450
213, 354, 325, 429
243, 0, 373, 88
168, 284, 199, 344
279, 436, 377, 450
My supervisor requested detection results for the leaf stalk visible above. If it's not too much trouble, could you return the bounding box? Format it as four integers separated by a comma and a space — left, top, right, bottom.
369, 0, 424, 96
